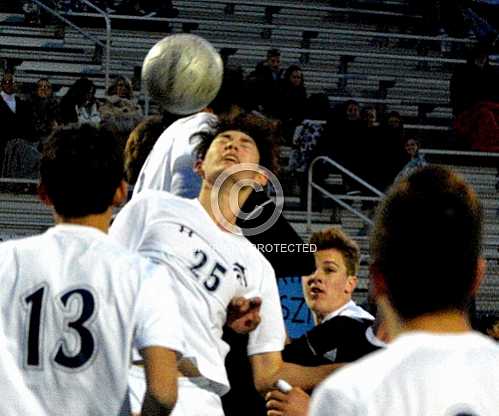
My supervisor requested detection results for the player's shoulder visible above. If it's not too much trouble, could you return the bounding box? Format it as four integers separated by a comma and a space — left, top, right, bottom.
318, 341, 391, 395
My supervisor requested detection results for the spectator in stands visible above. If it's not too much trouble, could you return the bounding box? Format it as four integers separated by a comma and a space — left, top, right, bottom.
394, 137, 427, 182
60, 77, 101, 128
100, 75, 143, 148
0, 71, 34, 173
30, 78, 60, 145
276, 64, 308, 143
450, 45, 499, 117
309, 166, 499, 416
246, 48, 284, 116
287, 93, 330, 209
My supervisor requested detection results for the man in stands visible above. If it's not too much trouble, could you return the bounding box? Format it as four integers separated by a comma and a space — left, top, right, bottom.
310, 165, 499, 416
0, 125, 183, 415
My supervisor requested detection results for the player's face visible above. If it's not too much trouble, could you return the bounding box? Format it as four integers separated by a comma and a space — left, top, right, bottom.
302, 248, 357, 320
200, 130, 262, 183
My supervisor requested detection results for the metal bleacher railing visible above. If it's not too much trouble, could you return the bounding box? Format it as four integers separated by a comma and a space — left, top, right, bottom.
306, 155, 384, 231
30, 0, 111, 90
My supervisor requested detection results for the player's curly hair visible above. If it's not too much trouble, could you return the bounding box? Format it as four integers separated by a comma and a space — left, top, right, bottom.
124, 116, 165, 185
192, 112, 280, 174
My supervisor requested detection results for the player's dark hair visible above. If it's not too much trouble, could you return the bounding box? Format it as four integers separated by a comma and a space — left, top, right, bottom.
124, 115, 165, 185
370, 165, 483, 319
310, 227, 360, 276
193, 112, 279, 174
40, 125, 124, 218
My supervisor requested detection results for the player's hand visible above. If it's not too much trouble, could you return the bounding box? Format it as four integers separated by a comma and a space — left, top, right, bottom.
226, 296, 262, 334
265, 387, 310, 416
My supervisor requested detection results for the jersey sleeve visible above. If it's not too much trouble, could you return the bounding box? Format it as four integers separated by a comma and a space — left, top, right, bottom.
109, 196, 149, 252
309, 381, 358, 416
283, 317, 368, 365
133, 261, 185, 355
247, 259, 286, 356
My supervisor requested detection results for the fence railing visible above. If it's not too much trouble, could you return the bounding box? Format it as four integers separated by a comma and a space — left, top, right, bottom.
306, 156, 384, 232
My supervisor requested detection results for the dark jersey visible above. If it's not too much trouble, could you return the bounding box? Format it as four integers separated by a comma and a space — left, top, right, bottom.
283, 316, 380, 366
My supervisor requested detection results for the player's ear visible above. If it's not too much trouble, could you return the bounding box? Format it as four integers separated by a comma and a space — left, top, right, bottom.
194, 159, 204, 178
470, 257, 487, 296
37, 182, 53, 207
370, 263, 388, 299
112, 180, 128, 207
254, 169, 268, 187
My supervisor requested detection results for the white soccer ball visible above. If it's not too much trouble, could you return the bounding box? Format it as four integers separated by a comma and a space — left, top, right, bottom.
142, 34, 224, 115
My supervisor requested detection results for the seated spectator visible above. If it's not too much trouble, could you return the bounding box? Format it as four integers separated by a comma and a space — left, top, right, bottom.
287, 93, 330, 209
276, 65, 308, 143
30, 78, 60, 145
246, 48, 284, 116
1, 138, 40, 179
100, 75, 143, 148
394, 137, 428, 182
59, 77, 101, 128
0, 71, 34, 171
450, 45, 499, 117
454, 100, 499, 152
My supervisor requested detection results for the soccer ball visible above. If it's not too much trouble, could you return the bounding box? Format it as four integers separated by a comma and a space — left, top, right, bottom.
142, 34, 224, 115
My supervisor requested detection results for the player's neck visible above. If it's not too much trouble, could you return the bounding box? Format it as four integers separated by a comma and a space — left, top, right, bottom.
401, 309, 472, 334
198, 182, 252, 229
54, 208, 113, 234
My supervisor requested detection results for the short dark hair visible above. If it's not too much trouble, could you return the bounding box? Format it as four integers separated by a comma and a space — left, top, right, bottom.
267, 48, 280, 58
310, 227, 360, 275
124, 116, 164, 185
370, 165, 483, 319
40, 125, 124, 218
193, 112, 279, 174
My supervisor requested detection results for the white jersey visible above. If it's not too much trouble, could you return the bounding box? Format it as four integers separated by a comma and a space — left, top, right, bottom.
133, 112, 217, 198
110, 190, 286, 395
310, 331, 499, 416
0, 224, 184, 416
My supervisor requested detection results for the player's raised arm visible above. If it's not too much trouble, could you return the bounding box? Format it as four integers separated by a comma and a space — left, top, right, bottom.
250, 351, 342, 394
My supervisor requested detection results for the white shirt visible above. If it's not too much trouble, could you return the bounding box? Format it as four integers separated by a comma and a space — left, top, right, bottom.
310, 331, 499, 416
1, 91, 16, 113
133, 112, 217, 199
322, 300, 375, 324
0, 224, 184, 416
110, 191, 286, 395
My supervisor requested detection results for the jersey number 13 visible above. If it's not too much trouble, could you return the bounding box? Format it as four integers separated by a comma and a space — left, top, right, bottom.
23, 285, 97, 370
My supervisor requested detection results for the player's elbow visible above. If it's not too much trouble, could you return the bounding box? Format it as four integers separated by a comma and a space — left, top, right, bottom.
253, 372, 278, 395
145, 385, 177, 416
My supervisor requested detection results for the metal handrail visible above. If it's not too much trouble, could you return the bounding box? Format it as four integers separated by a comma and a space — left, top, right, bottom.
306, 156, 384, 232
79, 0, 111, 90
31, 0, 111, 90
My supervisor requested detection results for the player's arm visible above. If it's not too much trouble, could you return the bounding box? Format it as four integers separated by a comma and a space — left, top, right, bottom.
250, 351, 341, 394
141, 346, 179, 416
